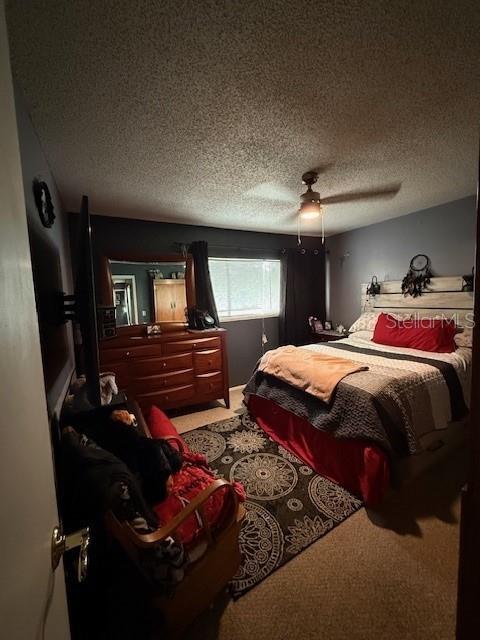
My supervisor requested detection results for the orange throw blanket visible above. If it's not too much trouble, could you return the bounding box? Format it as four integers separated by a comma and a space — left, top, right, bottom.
258, 345, 368, 403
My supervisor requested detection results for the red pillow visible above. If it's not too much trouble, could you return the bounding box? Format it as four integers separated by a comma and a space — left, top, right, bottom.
148, 405, 185, 442
372, 313, 456, 353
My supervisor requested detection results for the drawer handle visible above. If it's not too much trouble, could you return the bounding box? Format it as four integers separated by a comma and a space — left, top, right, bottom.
163, 362, 167, 368
165, 395, 169, 401
209, 383, 214, 389
193, 343, 197, 348
208, 360, 212, 366
126, 351, 130, 356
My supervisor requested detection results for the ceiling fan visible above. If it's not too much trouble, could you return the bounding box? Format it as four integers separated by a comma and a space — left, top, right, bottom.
245, 170, 401, 242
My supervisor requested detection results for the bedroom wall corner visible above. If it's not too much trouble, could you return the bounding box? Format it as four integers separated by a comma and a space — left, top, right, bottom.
326, 196, 477, 328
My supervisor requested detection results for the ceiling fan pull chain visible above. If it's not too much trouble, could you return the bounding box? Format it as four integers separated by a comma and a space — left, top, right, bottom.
297, 216, 302, 245
321, 212, 325, 245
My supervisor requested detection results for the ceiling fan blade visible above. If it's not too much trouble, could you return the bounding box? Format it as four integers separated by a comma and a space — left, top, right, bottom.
286, 209, 300, 222
322, 184, 401, 205
244, 182, 297, 204
307, 162, 334, 176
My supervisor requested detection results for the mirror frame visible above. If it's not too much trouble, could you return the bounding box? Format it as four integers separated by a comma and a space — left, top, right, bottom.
97, 251, 195, 333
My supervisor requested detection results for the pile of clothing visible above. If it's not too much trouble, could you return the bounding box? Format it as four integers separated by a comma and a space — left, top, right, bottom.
61, 409, 188, 591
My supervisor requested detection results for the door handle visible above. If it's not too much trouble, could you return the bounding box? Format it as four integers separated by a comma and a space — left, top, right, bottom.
51, 525, 90, 583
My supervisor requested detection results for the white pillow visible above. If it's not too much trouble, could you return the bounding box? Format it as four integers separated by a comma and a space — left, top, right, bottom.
350, 330, 374, 342
455, 327, 473, 348
349, 311, 411, 334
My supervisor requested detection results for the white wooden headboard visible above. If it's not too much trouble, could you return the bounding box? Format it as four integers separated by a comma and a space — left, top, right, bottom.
360, 276, 474, 326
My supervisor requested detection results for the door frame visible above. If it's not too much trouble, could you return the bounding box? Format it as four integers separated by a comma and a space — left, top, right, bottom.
456, 157, 480, 639
112, 274, 139, 325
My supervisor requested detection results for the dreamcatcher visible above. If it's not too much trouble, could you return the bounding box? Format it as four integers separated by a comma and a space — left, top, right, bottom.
366, 275, 381, 297
401, 254, 432, 298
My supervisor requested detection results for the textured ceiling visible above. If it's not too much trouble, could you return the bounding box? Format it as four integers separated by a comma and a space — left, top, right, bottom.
6, 0, 480, 236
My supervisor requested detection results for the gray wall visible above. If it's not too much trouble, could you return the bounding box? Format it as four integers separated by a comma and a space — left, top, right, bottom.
15, 87, 75, 415
326, 196, 476, 328
222, 316, 279, 386
88, 214, 322, 386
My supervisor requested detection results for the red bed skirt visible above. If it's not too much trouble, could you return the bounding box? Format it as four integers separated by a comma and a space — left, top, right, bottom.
246, 394, 390, 506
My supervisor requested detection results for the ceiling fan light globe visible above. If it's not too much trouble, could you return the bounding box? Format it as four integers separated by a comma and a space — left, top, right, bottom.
300, 210, 320, 220
299, 202, 322, 219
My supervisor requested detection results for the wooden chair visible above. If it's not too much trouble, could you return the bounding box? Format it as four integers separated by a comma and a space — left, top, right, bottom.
105, 405, 245, 636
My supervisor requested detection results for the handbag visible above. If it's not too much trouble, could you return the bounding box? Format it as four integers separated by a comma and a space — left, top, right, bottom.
189, 308, 216, 330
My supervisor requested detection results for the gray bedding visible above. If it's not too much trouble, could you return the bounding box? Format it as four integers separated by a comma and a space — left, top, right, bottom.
244, 337, 470, 458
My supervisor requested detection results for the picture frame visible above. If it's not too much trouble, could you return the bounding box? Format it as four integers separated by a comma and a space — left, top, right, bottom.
147, 323, 162, 335
313, 319, 324, 333
324, 321, 332, 330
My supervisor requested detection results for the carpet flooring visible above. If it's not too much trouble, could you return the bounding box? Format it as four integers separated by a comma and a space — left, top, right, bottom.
172, 389, 466, 640
182, 412, 362, 598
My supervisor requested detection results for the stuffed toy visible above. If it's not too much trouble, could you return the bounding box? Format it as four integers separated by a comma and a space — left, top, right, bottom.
110, 409, 137, 427
65, 372, 118, 411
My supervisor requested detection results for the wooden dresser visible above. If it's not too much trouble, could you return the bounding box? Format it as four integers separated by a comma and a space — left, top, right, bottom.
99, 328, 229, 413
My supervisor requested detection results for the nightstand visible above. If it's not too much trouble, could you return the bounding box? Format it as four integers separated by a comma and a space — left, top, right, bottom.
310, 330, 348, 343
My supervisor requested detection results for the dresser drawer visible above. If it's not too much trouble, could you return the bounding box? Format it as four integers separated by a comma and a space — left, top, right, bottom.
130, 352, 193, 377
163, 336, 221, 354
131, 369, 194, 394
196, 371, 223, 396
135, 384, 195, 410
194, 348, 222, 373
100, 347, 129, 365
127, 343, 163, 358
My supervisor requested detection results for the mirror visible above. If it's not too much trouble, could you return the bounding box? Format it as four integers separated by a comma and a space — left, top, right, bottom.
108, 258, 188, 326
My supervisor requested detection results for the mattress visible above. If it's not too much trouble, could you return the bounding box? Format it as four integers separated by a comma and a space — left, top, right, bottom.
244, 334, 471, 458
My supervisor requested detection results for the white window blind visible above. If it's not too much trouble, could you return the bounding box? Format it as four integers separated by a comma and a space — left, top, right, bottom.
209, 258, 281, 320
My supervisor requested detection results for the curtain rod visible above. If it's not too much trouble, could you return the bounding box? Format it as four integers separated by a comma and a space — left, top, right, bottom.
173, 241, 281, 253
208, 243, 281, 252
208, 243, 322, 253
174, 242, 322, 254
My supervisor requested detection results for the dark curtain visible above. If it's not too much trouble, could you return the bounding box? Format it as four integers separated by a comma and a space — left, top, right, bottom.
279, 247, 326, 346
188, 240, 220, 326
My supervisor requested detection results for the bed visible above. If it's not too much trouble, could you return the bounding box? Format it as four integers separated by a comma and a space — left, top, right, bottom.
244, 276, 473, 506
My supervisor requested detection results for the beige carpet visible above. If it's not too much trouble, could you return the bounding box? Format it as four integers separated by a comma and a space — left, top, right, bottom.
171, 389, 465, 640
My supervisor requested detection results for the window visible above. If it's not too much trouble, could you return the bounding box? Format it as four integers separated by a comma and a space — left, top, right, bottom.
209, 258, 281, 321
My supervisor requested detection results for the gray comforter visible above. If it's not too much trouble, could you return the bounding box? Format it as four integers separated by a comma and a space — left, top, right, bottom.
244, 337, 470, 457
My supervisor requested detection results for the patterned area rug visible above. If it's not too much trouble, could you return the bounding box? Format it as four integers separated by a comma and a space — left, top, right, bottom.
182, 412, 363, 598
